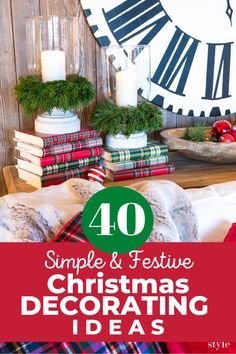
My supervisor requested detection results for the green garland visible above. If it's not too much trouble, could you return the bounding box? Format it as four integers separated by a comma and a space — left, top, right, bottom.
91, 101, 163, 137
15, 75, 95, 116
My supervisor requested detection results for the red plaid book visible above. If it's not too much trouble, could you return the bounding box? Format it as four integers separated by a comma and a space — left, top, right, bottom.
15, 137, 103, 157
18, 147, 103, 167
14, 128, 100, 148
18, 164, 99, 189
106, 164, 175, 181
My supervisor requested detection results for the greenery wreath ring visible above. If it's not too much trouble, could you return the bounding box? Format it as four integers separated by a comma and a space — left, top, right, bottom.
91, 101, 163, 137
15, 75, 95, 116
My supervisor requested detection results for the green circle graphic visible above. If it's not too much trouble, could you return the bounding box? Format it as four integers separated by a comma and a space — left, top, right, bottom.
82, 186, 154, 254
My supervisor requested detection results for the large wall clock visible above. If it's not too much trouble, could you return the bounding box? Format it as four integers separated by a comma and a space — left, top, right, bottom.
81, 0, 236, 117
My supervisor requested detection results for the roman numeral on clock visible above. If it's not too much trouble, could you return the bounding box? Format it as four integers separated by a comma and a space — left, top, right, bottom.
202, 42, 232, 100
103, 0, 170, 45
152, 27, 200, 96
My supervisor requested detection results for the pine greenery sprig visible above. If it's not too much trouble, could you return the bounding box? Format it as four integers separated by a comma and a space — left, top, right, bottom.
15, 75, 95, 116
185, 123, 212, 142
91, 101, 163, 137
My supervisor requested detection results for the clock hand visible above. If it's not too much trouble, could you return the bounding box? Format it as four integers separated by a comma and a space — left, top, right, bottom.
226, 0, 233, 25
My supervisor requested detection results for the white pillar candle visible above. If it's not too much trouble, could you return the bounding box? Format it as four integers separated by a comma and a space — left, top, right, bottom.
116, 70, 138, 107
41, 50, 66, 82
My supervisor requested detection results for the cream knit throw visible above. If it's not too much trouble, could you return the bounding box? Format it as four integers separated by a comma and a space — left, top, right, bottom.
131, 180, 199, 242
0, 179, 103, 242
0, 179, 198, 243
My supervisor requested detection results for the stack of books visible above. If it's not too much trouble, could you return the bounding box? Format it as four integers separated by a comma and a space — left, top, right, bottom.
102, 141, 175, 182
14, 128, 103, 188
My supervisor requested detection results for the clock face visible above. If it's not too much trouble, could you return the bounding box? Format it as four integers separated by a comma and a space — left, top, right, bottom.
81, 0, 236, 117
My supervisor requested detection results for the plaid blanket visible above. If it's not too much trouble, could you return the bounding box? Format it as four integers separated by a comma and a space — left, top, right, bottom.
0, 212, 166, 354
0, 341, 166, 353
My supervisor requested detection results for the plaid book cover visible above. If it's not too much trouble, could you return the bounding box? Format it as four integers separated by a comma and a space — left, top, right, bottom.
103, 143, 168, 163
41, 164, 99, 187
102, 155, 169, 172
0, 212, 166, 353
41, 128, 99, 148
42, 137, 103, 157
36, 147, 103, 167
106, 164, 176, 182
41, 156, 100, 175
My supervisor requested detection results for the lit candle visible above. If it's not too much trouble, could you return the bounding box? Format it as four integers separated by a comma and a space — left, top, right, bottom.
41, 50, 66, 82
116, 70, 138, 107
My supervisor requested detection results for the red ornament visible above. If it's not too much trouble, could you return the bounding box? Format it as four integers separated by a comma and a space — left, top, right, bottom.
87, 166, 106, 183
219, 133, 235, 143
211, 120, 233, 140
232, 127, 236, 140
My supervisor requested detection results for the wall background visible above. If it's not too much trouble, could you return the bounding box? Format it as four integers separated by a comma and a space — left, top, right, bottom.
0, 0, 235, 195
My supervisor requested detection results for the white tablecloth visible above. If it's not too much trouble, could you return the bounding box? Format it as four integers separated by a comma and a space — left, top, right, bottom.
186, 181, 236, 242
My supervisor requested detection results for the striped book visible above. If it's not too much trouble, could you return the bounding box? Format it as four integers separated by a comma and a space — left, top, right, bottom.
18, 147, 103, 166
17, 156, 100, 176
102, 155, 169, 172
102, 142, 168, 163
18, 164, 99, 189
14, 128, 100, 148
15, 137, 103, 157
106, 164, 175, 182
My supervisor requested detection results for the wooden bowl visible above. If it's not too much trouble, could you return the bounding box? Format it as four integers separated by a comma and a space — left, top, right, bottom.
161, 128, 236, 164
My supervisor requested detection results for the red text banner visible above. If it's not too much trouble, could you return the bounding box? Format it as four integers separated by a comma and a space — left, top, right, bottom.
0, 243, 235, 342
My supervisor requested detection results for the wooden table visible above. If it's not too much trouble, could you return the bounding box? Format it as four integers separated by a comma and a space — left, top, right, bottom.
3, 152, 236, 194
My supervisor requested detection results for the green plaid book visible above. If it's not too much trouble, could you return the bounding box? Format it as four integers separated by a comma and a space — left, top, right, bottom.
17, 156, 100, 176
102, 155, 169, 172
103, 142, 169, 163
